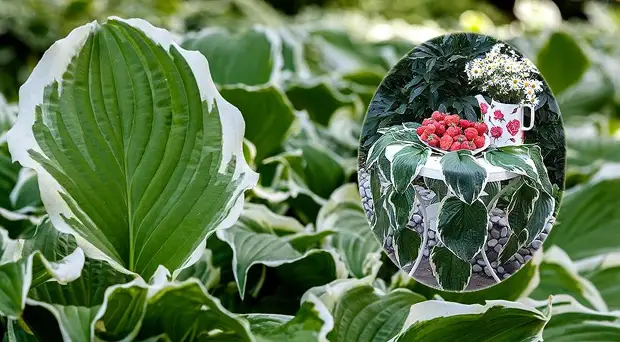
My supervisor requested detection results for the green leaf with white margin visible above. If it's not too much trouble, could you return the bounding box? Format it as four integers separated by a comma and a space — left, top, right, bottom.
0, 223, 85, 319
238, 203, 305, 236
528, 145, 554, 195
386, 186, 416, 233
436, 197, 488, 261
524, 295, 620, 342
388, 145, 430, 194
579, 252, 620, 311
498, 229, 529, 265
136, 275, 253, 341
0, 92, 17, 141
219, 84, 295, 162
440, 150, 488, 204
393, 228, 421, 270
323, 284, 426, 342
547, 166, 620, 260
174, 248, 221, 291
7, 18, 258, 279
182, 26, 283, 86
481, 181, 500, 207
365, 126, 415, 168
246, 294, 333, 342
530, 246, 607, 312
285, 78, 358, 126
505, 180, 538, 240
217, 205, 344, 299
537, 31, 589, 95
429, 246, 471, 292
523, 180, 555, 245
484, 146, 539, 183
316, 184, 381, 278
0, 144, 21, 210
389, 299, 549, 341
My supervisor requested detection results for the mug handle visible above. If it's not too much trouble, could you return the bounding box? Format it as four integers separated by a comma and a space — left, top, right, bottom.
522, 104, 535, 131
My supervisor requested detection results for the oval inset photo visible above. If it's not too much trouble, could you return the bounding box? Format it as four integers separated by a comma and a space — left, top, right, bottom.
358, 33, 566, 292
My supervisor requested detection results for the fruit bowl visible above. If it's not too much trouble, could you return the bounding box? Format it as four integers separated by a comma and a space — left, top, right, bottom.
421, 133, 490, 156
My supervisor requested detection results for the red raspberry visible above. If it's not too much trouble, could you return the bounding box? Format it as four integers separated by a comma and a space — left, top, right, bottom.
431, 111, 445, 121
439, 120, 446, 126
475, 122, 488, 135
439, 135, 453, 150
459, 119, 471, 128
490, 126, 503, 138
473, 136, 485, 148
464, 127, 478, 141
421, 132, 429, 141
466, 141, 477, 150
424, 125, 436, 134
449, 142, 461, 151
446, 126, 461, 137
436, 125, 446, 136
422, 118, 434, 126
444, 115, 459, 127
416, 126, 425, 136
428, 134, 439, 147
455, 134, 467, 143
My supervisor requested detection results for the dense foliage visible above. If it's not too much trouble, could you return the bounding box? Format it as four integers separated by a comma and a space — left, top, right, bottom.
1, 0, 620, 341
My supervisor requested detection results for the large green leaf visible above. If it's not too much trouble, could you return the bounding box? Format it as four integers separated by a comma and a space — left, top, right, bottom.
386, 186, 416, 233
429, 246, 471, 292
285, 79, 357, 126
557, 67, 614, 118
389, 145, 430, 194
505, 181, 538, 242
436, 197, 488, 261
537, 31, 589, 95
390, 300, 549, 341
525, 295, 620, 342
439, 150, 488, 204
316, 184, 381, 278
546, 173, 620, 260
484, 146, 539, 183
325, 285, 425, 342
175, 248, 221, 291
217, 205, 344, 299
7, 18, 258, 278
220, 85, 295, 162
182, 26, 283, 86
530, 246, 607, 312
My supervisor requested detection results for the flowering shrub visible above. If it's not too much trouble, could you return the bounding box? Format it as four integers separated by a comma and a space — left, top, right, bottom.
466, 43, 543, 105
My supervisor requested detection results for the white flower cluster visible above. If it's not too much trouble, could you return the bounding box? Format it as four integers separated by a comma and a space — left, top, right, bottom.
465, 43, 543, 105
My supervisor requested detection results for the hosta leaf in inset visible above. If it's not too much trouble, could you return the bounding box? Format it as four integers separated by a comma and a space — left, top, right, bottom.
429, 246, 471, 292
530, 246, 607, 312
386, 186, 416, 233
528, 145, 554, 195
498, 229, 528, 265
220, 85, 295, 162
182, 26, 282, 86
7, 18, 258, 278
523, 184, 555, 244
393, 228, 421, 269
506, 181, 538, 241
390, 145, 430, 194
481, 181, 500, 207
484, 146, 539, 183
440, 150, 488, 204
326, 285, 425, 342
246, 295, 333, 342
390, 300, 549, 341
437, 197, 488, 261
317, 184, 381, 278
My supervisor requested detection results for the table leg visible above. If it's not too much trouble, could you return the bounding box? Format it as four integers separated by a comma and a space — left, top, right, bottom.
408, 189, 428, 277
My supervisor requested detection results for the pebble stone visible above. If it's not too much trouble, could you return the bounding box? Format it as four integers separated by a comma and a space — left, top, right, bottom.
519, 248, 530, 255
491, 208, 503, 216
531, 240, 542, 249
491, 261, 497, 268
423, 248, 430, 257
503, 261, 519, 273
499, 237, 509, 245
497, 266, 505, 273
428, 240, 436, 247
515, 254, 524, 263
484, 266, 493, 277
539, 233, 548, 240
486, 251, 498, 261
524, 255, 532, 262
477, 259, 486, 266
491, 230, 500, 239
500, 227, 508, 237
412, 214, 422, 224
488, 239, 498, 247
428, 231, 435, 239
491, 216, 500, 223
498, 217, 509, 227
494, 244, 502, 253
473, 265, 483, 272
502, 273, 511, 279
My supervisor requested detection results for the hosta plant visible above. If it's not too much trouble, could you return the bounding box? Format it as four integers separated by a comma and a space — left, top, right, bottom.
365, 122, 557, 291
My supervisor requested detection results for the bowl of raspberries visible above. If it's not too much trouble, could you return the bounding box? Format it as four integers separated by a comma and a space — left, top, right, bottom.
416, 111, 490, 154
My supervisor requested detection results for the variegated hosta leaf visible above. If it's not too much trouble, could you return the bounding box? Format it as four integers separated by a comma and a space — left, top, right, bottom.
0, 144, 21, 210
324, 284, 426, 342
386, 186, 416, 232
528, 145, 554, 195
525, 295, 620, 342
436, 197, 488, 261
429, 246, 471, 292
389, 145, 430, 193
389, 300, 549, 341
173, 248, 221, 291
7, 18, 258, 278
424, 178, 448, 204
522, 182, 555, 245
547, 171, 620, 260
219, 85, 295, 162
246, 294, 333, 342
506, 180, 538, 235
393, 228, 421, 269
580, 253, 620, 311
285, 78, 359, 126
530, 246, 607, 312
182, 26, 283, 86
484, 146, 539, 183
366, 126, 413, 168
481, 181, 500, 207
316, 184, 381, 278
0, 221, 85, 319
439, 150, 488, 204
498, 229, 528, 265
217, 205, 344, 299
